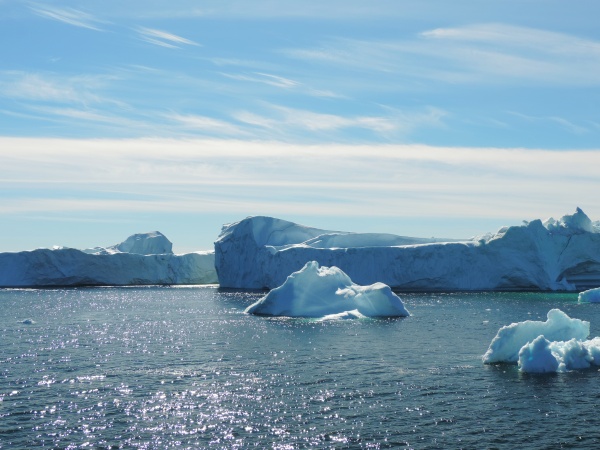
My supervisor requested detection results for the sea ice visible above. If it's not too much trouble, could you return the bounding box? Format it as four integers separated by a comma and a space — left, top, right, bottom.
245, 261, 410, 318
578, 287, 600, 303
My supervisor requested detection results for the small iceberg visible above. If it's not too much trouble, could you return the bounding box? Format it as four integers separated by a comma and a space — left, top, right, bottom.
245, 261, 409, 319
483, 309, 600, 373
578, 287, 600, 303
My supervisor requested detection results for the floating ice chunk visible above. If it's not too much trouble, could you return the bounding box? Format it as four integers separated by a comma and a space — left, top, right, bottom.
518, 336, 600, 373
482, 309, 589, 364
578, 287, 600, 303
518, 335, 559, 373
245, 261, 409, 318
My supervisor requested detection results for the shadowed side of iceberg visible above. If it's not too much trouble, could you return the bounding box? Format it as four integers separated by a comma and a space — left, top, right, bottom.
215, 209, 600, 291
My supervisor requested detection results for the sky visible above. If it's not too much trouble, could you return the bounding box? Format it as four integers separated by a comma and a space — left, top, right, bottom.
2, 0, 600, 253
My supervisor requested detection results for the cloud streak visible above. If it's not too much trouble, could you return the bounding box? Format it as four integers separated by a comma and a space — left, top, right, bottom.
29, 4, 105, 31
2, 137, 599, 225
136, 27, 200, 48
286, 23, 600, 87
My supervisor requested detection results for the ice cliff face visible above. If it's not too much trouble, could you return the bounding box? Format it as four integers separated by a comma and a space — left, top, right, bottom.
215, 208, 600, 291
0, 232, 217, 287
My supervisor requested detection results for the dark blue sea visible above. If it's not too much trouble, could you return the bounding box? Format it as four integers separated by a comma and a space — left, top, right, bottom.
2, 287, 600, 449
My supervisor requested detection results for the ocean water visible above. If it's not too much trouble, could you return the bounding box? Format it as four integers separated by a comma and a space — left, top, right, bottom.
1, 287, 600, 449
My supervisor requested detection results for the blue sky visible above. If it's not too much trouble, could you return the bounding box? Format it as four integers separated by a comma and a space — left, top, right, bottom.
1, 0, 600, 252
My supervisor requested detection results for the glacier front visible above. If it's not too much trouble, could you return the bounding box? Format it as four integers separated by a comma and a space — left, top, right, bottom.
0, 231, 218, 287
215, 208, 600, 291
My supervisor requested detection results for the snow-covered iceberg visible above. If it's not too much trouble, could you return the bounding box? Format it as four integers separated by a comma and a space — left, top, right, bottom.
215, 208, 600, 291
0, 232, 217, 287
482, 309, 589, 364
245, 261, 409, 318
578, 287, 600, 303
483, 309, 600, 373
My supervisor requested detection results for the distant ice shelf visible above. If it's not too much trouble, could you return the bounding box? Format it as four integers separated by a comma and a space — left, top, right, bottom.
215, 208, 600, 291
0, 231, 217, 287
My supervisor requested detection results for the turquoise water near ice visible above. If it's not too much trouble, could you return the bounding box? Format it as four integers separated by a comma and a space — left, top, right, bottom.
2, 287, 600, 449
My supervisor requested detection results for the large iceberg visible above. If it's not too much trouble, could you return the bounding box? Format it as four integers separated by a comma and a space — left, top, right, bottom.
245, 261, 409, 318
483, 309, 600, 373
215, 208, 600, 291
0, 232, 217, 287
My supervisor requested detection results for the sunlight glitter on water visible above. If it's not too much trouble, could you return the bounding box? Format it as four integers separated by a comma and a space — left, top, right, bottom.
1, 287, 599, 448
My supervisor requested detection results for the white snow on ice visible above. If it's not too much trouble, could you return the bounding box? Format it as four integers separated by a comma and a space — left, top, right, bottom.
483, 309, 600, 373
215, 208, 600, 292
245, 261, 410, 319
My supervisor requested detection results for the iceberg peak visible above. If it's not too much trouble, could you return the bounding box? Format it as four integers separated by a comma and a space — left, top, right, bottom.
84, 231, 173, 255
543, 207, 593, 235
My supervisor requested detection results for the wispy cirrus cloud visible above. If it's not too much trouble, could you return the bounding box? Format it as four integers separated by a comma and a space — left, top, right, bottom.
165, 112, 247, 136
29, 4, 106, 31
508, 111, 588, 135
0, 71, 112, 105
234, 104, 446, 138
136, 27, 200, 49
285, 23, 600, 87
221, 71, 341, 98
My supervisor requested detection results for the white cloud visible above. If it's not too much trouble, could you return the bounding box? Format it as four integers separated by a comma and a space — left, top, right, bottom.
234, 104, 446, 137
286, 24, 600, 86
221, 72, 300, 89
0, 71, 122, 106
29, 4, 105, 31
136, 27, 200, 48
508, 111, 589, 135
165, 112, 247, 136
2, 137, 599, 225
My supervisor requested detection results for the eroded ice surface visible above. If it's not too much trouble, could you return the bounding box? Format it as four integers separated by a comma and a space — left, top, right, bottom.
215, 208, 600, 291
483, 309, 589, 364
578, 287, 600, 303
0, 232, 217, 287
483, 309, 600, 373
245, 261, 409, 319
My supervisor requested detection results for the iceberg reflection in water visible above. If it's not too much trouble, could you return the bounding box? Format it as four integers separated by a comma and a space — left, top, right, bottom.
1, 286, 600, 448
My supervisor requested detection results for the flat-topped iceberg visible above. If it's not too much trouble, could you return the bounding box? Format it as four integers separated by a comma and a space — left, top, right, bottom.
0, 232, 217, 287
483, 309, 600, 373
245, 261, 409, 318
215, 208, 600, 291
